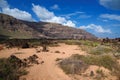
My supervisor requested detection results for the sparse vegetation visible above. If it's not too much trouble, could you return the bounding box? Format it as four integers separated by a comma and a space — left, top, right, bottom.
59, 56, 89, 74
60, 40, 81, 45
0, 39, 120, 80
95, 69, 106, 80
0, 58, 28, 80
59, 54, 120, 79
89, 45, 113, 55
61, 40, 99, 47
96, 69, 105, 77
72, 54, 118, 71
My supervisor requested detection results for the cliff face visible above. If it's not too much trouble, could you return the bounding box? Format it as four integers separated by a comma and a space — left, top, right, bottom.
0, 13, 97, 39
0, 13, 44, 39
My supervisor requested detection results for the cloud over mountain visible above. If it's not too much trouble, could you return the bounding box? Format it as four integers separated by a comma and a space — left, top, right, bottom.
0, 0, 34, 21
79, 24, 111, 33
32, 4, 76, 27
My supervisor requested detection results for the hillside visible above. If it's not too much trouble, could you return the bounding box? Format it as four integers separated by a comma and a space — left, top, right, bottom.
0, 13, 44, 39
0, 13, 96, 39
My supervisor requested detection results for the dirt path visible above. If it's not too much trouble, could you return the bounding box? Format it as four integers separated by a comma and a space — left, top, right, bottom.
0, 43, 116, 80
22, 43, 87, 80
0, 43, 86, 80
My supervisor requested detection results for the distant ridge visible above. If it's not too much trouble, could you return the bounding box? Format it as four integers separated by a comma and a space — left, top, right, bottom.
0, 13, 97, 39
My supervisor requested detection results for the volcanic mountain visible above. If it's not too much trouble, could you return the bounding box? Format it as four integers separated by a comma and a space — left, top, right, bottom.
0, 13, 96, 39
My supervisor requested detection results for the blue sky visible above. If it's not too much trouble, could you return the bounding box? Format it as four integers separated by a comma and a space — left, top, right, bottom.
0, 0, 120, 38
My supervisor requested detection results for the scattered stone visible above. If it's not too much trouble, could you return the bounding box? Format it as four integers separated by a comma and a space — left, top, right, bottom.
40, 61, 44, 64
90, 71, 94, 76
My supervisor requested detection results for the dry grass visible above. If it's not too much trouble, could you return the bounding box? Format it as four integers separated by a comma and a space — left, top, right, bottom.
59, 54, 120, 79
59, 58, 88, 74
72, 54, 118, 71
61, 40, 99, 47
89, 45, 113, 55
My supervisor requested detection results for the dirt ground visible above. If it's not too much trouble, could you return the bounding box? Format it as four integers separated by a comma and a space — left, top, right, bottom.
0, 43, 117, 80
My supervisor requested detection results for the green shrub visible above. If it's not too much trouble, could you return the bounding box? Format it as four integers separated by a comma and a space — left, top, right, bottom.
89, 45, 113, 55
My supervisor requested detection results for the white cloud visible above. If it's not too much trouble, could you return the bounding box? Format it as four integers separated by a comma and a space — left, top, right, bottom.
51, 4, 59, 10
2, 8, 34, 21
61, 12, 91, 19
61, 11, 84, 19
0, 0, 9, 8
79, 24, 111, 33
63, 20, 76, 27
45, 16, 66, 24
0, 0, 34, 21
100, 14, 120, 21
32, 3, 76, 27
32, 4, 54, 20
99, 0, 120, 10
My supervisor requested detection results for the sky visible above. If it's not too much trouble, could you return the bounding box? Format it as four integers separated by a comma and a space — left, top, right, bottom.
0, 0, 120, 38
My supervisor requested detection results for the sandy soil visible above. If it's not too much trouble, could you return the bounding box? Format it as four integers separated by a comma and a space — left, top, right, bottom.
0, 43, 117, 80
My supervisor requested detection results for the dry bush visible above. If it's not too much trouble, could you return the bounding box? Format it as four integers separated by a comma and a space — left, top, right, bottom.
72, 54, 118, 71
56, 58, 62, 61
0, 45, 4, 51
55, 51, 60, 53
0, 57, 28, 80
59, 54, 120, 79
59, 57, 89, 74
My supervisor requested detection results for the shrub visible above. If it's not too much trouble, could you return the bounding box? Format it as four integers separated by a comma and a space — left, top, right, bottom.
72, 54, 117, 71
55, 51, 60, 53
0, 57, 28, 80
56, 58, 62, 61
59, 54, 120, 75
42, 45, 49, 52
22, 43, 29, 48
72, 54, 120, 79
89, 45, 113, 55
59, 57, 89, 74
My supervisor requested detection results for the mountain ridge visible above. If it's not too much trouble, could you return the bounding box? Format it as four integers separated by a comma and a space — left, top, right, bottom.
0, 13, 97, 39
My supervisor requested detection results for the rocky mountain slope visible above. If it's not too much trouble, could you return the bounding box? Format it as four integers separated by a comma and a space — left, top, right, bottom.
0, 13, 96, 39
